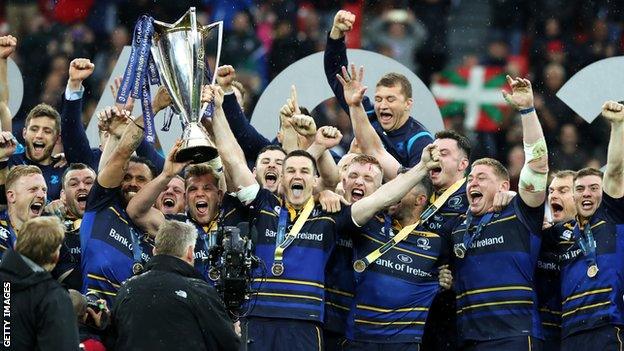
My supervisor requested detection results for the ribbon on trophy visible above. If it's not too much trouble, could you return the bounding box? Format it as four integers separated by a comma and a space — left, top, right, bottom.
353, 178, 466, 273
116, 15, 159, 143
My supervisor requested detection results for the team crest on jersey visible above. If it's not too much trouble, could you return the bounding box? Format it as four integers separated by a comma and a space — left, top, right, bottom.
0, 227, 8, 241
561, 229, 573, 240
417, 237, 431, 250
397, 253, 413, 264
448, 195, 463, 210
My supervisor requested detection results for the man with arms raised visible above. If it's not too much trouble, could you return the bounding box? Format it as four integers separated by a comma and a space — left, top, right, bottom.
549, 101, 624, 351
80, 107, 156, 303
451, 76, 549, 350
325, 11, 433, 167
209, 83, 441, 350
127, 140, 245, 281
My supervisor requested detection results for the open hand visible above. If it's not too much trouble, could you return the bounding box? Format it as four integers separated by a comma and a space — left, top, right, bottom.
336, 64, 367, 107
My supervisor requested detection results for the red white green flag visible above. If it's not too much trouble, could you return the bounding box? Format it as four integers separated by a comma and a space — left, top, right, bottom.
431, 65, 511, 132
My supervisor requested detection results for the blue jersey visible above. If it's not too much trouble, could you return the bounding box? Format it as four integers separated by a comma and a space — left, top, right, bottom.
9, 153, 65, 201
452, 196, 544, 343
80, 181, 151, 303
51, 218, 83, 290
0, 210, 17, 259
423, 185, 469, 239
551, 193, 624, 338
324, 233, 354, 334
536, 226, 562, 342
247, 189, 357, 323
348, 214, 447, 343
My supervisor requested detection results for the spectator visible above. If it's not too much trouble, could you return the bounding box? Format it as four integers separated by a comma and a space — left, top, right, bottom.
109, 220, 240, 351
550, 123, 589, 171
0, 216, 80, 351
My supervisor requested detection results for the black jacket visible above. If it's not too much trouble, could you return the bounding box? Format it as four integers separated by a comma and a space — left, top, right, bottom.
109, 254, 240, 351
0, 249, 80, 351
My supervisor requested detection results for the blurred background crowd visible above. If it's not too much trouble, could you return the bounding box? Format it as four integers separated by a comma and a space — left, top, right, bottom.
1, 0, 623, 181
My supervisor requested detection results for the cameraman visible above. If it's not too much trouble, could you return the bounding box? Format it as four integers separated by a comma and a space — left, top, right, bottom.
0, 216, 80, 350
108, 220, 240, 350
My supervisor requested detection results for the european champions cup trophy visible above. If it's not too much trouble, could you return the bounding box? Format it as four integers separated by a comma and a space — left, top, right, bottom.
116, 7, 222, 163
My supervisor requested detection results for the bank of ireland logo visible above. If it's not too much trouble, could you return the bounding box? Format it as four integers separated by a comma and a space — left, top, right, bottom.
274, 206, 281, 215
417, 237, 431, 250
397, 253, 413, 264
562, 229, 573, 241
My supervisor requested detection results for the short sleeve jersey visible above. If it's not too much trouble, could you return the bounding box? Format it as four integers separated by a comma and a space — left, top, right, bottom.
247, 189, 357, 323
551, 193, 624, 338
80, 180, 150, 304
451, 196, 545, 342
347, 213, 449, 343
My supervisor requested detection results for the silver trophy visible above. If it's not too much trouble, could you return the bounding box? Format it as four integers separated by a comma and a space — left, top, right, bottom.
151, 7, 222, 163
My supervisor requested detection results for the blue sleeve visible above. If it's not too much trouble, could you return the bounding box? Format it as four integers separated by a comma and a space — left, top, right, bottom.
60, 94, 95, 167
602, 192, 624, 223
136, 137, 164, 173
513, 195, 545, 234
222, 93, 272, 163
333, 205, 358, 233
86, 179, 120, 212
323, 33, 374, 116
407, 132, 434, 167
90, 148, 102, 172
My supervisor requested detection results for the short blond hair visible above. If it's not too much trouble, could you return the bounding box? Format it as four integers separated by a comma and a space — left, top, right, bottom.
6, 165, 43, 191
472, 158, 510, 181
15, 217, 65, 266
155, 220, 197, 258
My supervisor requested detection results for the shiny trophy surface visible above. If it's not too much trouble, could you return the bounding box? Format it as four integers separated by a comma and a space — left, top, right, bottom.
151, 7, 222, 163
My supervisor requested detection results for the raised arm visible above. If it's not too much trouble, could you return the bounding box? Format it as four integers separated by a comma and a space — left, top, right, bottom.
502, 76, 548, 207
0, 132, 17, 186
0, 35, 17, 132
600, 101, 624, 198
337, 64, 401, 179
97, 107, 144, 188
61, 58, 95, 166
217, 65, 272, 162
325, 11, 374, 115
307, 126, 342, 190
351, 144, 440, 225
208, 85, 257, 190
127, 141, 188, 235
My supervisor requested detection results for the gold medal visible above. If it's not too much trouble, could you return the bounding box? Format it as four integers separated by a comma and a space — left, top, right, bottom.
132, 262, 144, 275
271, 262, 284, 276
353, 260, 366, 273
587, 264, 599, 278
454, 245, 466, 258
208, 268, 220, 281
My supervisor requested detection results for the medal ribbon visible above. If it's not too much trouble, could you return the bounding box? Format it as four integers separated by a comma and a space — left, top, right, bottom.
457, 211, 495, 256
129, 227, 144, 272
273, 197, 315, 270
354, 177, 466, 272
573, 219, 598, 274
